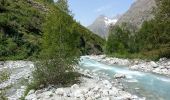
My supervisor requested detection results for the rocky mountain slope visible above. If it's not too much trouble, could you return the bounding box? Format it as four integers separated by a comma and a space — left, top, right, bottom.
87, 15, 118, 39
116, 0, 156, 28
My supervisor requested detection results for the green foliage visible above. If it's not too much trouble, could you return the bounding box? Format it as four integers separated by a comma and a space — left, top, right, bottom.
74, 24, 105, 55
106, 0, 170, 60
0, 69, 10, 83
43, 0, 54, 3
106, 26, 124, 54
55, 0, 70, 14
106, 24, 138, 55
0, 0, 43, 60
33, 60, 81, 86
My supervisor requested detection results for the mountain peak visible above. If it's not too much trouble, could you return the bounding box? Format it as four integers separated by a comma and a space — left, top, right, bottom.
88, 15, 118, 39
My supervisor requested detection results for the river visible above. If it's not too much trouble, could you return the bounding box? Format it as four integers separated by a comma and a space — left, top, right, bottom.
79, 56, 170, 100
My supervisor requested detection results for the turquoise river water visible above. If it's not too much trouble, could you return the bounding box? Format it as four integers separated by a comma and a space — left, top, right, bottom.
79, 56, 170, 100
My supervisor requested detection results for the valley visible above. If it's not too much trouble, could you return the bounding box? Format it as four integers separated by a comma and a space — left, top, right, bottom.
0, 0, 169, 100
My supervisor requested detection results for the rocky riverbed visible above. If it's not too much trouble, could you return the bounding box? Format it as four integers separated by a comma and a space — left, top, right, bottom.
25, 68, 144, 100
88, 55, 170, 76
0, 60, 145, 100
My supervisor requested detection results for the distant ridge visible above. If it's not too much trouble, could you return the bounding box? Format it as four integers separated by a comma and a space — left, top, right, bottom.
116, 0, 156, 28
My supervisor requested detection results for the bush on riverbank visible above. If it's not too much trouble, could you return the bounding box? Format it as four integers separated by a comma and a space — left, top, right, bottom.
32, 60, 81, 87
0, 69, 10, 83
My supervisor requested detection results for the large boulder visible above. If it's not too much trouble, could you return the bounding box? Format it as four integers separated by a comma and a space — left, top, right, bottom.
150, 61, 158, 68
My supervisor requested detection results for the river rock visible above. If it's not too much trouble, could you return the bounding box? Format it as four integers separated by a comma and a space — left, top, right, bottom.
55, 88, 65, 96
71, 84, 79, 89
114, 74, 126, 79
86, 97, 93, 100
35, 90, 44, 95
161, 68, 168, 74
94, 93, 101, 99
130, 65, 139, 70
153, 68, 160, 73
28, 89, 35, 95
150, 61, 158, 68
167, 62, 170, 66
165, 66, 170, 69
102, 89, 109, 96
84, 69, 90, 74
93, 85, 100, 92
102, 80, 111, 85
73, 89, 84, 98
25, 93, 37, 100
159, 58, 167, 62
44, 91, 54, 99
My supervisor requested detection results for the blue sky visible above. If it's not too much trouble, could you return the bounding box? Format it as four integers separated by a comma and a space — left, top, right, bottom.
56, 0, 135, 26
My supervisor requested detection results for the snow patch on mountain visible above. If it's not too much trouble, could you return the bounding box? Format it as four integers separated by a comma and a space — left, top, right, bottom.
104, 17, 118, 26
87, 15, 119, 39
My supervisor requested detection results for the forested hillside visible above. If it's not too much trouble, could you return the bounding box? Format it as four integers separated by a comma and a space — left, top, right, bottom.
0, 0, 104, 60
106, 0, 170, 60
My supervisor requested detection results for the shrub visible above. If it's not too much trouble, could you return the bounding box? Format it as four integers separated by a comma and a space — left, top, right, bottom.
0, 69, 10, 83
32, 59, 80, 87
